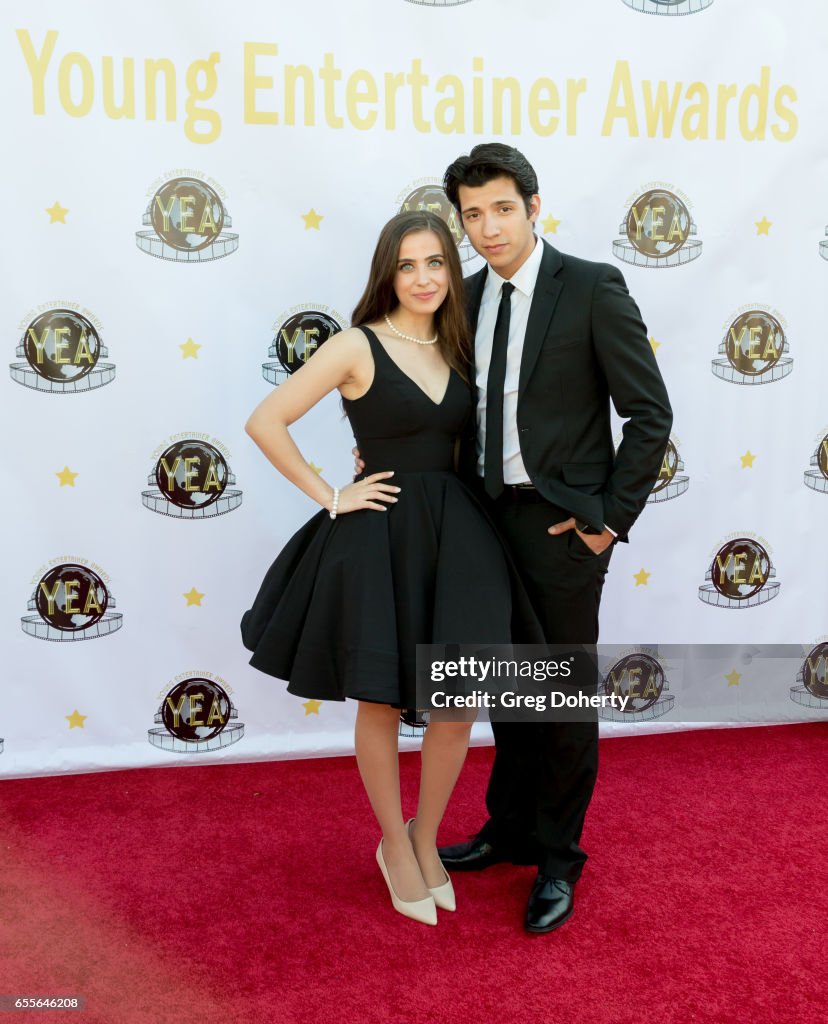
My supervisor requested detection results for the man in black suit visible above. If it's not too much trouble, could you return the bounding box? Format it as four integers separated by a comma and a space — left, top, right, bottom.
437, 143, 672, 933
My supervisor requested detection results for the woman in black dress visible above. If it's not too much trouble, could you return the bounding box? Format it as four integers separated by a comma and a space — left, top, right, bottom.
241, 211, 541, 925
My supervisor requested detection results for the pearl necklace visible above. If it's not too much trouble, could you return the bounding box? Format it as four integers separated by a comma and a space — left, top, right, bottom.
384, 313, 438, 346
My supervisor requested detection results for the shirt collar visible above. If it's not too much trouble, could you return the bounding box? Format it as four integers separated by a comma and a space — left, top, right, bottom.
485, 235, 543, 299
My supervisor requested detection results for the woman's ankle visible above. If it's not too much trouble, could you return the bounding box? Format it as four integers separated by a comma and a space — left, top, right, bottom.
381, 831, 411, 856
409, 819, 437, 851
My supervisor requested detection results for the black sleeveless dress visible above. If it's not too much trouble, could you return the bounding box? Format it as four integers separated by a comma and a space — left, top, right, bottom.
240, 325, 544, 708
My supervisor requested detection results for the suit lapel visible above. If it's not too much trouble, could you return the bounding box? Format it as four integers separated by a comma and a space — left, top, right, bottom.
462, 268, 488, 435
465, 267, 487, 337
518, 240, 563, 399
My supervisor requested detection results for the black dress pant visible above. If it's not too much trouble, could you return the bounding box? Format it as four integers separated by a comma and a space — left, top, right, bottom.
480, 495, 613, 882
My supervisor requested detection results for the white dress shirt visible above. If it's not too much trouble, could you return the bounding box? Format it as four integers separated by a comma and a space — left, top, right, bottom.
474, 235, 544, 484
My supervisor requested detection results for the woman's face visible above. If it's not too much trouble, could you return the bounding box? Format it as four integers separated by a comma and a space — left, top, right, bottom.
392, 230, 450, 318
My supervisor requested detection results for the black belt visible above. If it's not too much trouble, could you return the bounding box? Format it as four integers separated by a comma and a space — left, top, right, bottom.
497, 483, 547, 503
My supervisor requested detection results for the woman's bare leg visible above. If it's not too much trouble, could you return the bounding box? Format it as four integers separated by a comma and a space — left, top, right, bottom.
411, 720, 474, 887
354, 700, 429, 902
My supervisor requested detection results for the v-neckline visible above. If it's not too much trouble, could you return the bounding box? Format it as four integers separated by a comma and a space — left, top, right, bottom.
364, 326, 454, 407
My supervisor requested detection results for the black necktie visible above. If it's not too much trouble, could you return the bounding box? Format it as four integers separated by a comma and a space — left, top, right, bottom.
483, 281, 515, 499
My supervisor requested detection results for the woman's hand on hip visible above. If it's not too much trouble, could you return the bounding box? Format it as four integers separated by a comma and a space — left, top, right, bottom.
336, 471, 400, 513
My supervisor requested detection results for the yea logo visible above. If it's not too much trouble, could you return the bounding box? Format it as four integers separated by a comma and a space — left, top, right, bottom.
263, 305, 347, 386
699, 535, 780, 609
142, 434, 242, 519
599, 649, 674, 721
149, 671, 244, 753
712, 306, 792, 385
22, 558, 123, 641
790, 641, 828, 710
136, 172, 238, 262
803, 428, 828, 494
648, 435, 689, 503
613, 184, 702, 268
10, 304, 115, 393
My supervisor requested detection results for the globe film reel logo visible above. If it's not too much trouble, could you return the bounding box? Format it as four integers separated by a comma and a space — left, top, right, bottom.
149, 672, 244, 753
22, 559, 122, 641
790, 642, 828, 710
397, 179, 478, 265
263, 305, 346, 386
803, 430, 828, 494
142, 435, 242, 519
648, 435, 689, 504
11, 306, 115, 393
712, 308, 792, 385
599, 651, 674, 722
613, 186, 702, 268
699, 537, 780, 608
136, 174, 238, 262
622, 0, 714, 15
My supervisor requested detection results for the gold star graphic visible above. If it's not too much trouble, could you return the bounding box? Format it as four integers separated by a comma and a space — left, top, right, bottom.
755, 217, 772, 235
649, 336, 661, 355
541, 214, 560, 234
56, 466, 79, 487
725, 669, 742, 688
303, 699, 322, 716
183, 587, 205, 607
179, 338, 201, 359
740, 450, 756, 469
302, 208, 323, 230
309, 462, 323, 475
66, 709, 87, 729
633, 568, 651, 587
46, 201, 69, 223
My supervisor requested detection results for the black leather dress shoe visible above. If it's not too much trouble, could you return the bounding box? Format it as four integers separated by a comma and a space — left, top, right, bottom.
524, 875, 575, 933
438, 835, 506, 871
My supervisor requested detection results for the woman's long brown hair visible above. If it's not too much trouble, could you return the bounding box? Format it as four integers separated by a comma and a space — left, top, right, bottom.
351, 211, 471, 380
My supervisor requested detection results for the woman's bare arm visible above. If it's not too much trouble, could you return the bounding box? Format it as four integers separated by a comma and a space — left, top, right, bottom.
245, 329, 398, 513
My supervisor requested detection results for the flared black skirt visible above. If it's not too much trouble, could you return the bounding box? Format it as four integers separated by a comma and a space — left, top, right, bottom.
240, 471, 543, 707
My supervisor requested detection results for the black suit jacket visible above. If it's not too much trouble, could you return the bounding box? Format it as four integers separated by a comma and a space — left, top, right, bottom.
462, 239, 672, 542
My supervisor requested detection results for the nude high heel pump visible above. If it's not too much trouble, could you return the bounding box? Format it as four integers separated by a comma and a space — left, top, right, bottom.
376, 839, 437, 926
406, 819, 456, 913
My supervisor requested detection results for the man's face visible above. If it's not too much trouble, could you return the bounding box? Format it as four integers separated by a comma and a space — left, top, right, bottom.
457, 175, 540, 280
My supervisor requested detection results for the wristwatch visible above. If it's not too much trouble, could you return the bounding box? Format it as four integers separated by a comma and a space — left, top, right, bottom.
575, 519, 603, 535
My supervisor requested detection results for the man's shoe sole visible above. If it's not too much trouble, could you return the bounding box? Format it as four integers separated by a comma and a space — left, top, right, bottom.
524, 906, 575, 934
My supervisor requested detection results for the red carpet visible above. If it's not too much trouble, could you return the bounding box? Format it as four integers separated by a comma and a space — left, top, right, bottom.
1, 723, 825, 1024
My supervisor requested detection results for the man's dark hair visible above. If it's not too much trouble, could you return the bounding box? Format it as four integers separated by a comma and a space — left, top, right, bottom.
443, 144, 539, 216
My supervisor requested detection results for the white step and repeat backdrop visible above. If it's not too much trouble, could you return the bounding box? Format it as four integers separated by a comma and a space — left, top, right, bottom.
2, 0, 827, 779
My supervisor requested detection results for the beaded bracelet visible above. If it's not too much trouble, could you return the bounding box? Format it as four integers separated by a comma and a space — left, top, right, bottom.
329, 487, 340, 520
